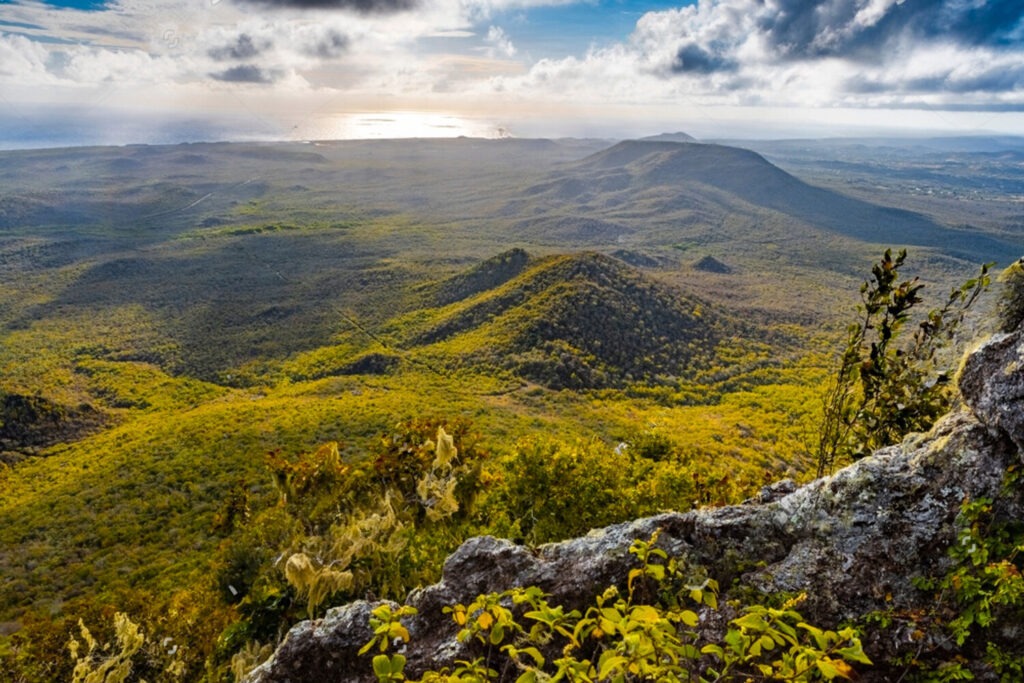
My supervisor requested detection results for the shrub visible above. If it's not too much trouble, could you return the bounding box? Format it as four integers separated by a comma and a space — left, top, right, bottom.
816, 250, 990, 475
364, 533, 871, 682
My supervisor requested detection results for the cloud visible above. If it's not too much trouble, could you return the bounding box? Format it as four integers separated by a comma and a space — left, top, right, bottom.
468, 0, 1024, 118
2, 0, 1022, 141
485, 25, 515, 58
0, 32, 56, 83
639, 0, 1024, 74
297, 27, 349, 58
840, 45, 1024, 97
209, 33, 271, 60
231, 0, 417, 13
671, 43, 734, 74
210, 64, 276, 82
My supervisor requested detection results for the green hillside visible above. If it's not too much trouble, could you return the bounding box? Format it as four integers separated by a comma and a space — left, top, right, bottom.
400, 252, 749, 389
0, 137, 1014, 682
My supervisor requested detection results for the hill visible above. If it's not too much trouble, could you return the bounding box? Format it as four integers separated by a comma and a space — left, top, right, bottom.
418, 248, 532, 307
397, 252, 743, 389
640, 131, 698, 143
549, 141, 1015, 264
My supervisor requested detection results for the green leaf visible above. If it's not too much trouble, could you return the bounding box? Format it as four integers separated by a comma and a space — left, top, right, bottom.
798, 622, 829, 651
372, 654, 393, 678
389, 623, 410, 643
836, 642, 872, 665
515, 646, 545, 667
816, 657, 854, 680
678, 610, 699, 628
631, 605, 661, 624
733, 613, 768, 632
597, 654, 628, 679
700, 643, 724, 659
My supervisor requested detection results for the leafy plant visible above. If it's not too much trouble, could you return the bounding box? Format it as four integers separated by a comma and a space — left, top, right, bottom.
907, 486, 1024, 680
816, 250, 990, 475
366, 532, 870, 682
360, 604, 419, 683
283, 552, 355, 620
68, 613, 146, 683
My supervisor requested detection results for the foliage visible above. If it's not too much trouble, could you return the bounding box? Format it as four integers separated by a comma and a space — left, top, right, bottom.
365, 533, 871, 682
266, 441, 348, 509
899, 485, 1024, 680
231, 420, 489, 645
816, 250, 990, 475
0, 142, 1015, 683
283, 553, 354, 620
68, 613, 147, 683
483, 436, 749, 545
228, 641, 274, 683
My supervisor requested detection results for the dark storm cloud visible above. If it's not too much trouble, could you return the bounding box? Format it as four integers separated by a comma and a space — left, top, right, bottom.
210, 64, 275, 83
755, 0, 1024, 61
920, 0, 1024, 47
208, 34, 270, 61
908, 71, 1024, 94
846, 66, 1024, 95
663, 0, 1024, 75
300, 29, 349, 58
232, 0, 416, 13
671, 43, 736, 74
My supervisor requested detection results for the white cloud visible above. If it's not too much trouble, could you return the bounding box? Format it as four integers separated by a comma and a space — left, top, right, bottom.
469, 0, 1024, 115
0, 33, 54, 82
485, 25, 516, 58
1, 0, 1022, 143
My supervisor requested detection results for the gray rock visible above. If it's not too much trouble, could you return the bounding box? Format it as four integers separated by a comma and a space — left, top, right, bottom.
245, 601, 385, 683
247, 319, 1024, 683
960, 324, 1024, 450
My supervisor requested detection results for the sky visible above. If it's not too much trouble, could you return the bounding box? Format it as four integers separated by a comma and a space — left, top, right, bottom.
1, 0, 1023, 147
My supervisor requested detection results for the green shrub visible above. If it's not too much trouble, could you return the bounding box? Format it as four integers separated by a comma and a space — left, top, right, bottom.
816, 250, 990, 475
364, 533, 871, 682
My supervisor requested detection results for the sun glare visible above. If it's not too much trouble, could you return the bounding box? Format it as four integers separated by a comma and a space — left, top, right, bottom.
302, 111, 509, 141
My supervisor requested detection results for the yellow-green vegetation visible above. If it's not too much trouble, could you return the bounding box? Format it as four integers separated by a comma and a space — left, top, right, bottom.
1, 243, 966, 683
997, 257, 1024, 333
364, 534, 872, 682
0, 347, 825, 682
0, 141, 1005, 683
866, 480, 1024, 681
68, 613, 150, 683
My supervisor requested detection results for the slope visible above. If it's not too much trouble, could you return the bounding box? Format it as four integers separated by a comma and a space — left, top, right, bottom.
396, 252, 747, 390
515, 140, 1013, 264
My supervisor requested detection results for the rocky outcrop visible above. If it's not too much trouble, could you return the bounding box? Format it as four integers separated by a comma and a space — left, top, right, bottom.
247, 312, 1024, 683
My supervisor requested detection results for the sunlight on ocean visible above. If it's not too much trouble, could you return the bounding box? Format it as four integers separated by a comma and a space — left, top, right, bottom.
298, 112, 511, 141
